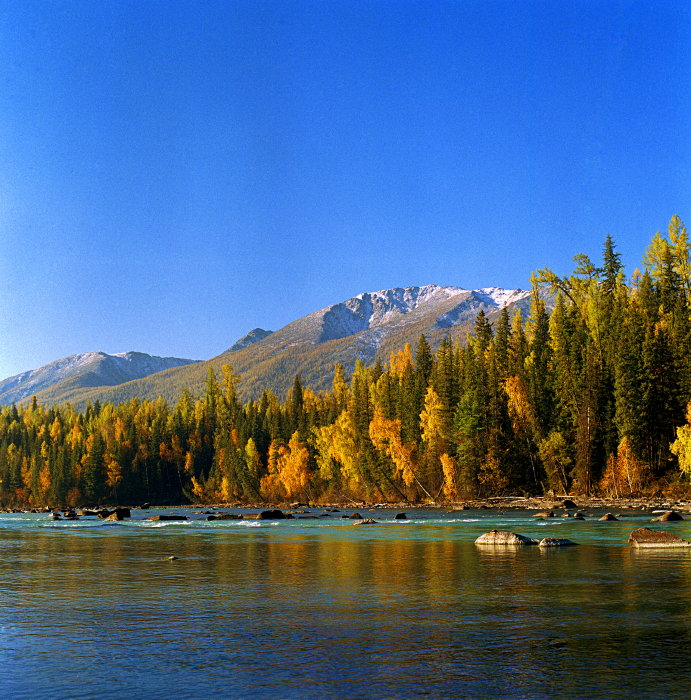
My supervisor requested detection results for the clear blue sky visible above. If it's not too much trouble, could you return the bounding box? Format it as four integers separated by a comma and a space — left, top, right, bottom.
1, 0, 689, 378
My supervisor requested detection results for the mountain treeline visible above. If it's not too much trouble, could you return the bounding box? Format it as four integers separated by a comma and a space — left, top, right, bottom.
3, 217, 691, 507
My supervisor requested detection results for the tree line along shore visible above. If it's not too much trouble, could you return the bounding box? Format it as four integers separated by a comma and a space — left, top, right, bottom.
2, 217, 691, 509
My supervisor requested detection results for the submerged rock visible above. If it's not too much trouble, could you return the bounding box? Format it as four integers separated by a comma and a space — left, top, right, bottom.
573, 512, 586, 520
651, 511, 684, 522
629, 527, 691, 548
538, 537, 578, 547
205, 513, 243, 521
475, 530, 537, 545
353, 518, 378, 525
346, 512, 363, 519
147, 515, 188, 522
532, 511, 555, 518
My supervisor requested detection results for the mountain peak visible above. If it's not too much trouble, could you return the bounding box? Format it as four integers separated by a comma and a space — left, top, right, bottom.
227, 328, 274, 353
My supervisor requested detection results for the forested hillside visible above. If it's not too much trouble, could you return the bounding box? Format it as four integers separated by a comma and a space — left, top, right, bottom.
2, 218, 691, 507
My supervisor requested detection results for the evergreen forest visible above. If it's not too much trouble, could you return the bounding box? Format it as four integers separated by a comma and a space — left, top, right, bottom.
3, 217, 691, 508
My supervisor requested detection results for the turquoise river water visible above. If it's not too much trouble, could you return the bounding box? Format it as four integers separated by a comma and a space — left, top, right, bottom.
0, 507, 690, 699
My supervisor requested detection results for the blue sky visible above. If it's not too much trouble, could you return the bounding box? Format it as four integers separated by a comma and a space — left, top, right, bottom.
1, 0, 689, 379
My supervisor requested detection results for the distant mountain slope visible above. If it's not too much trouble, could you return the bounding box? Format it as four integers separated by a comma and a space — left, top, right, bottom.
31, 284, 538, 408
227, 328, 274, 352
0, 351, 199, 405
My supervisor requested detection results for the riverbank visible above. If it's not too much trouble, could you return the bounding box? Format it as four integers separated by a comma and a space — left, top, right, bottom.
4, 494, 691, 516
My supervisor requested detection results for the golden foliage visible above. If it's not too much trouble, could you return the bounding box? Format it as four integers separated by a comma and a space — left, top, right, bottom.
477, 449, 509, 494
389, 343, 413, 378
314, 410, 360, 485
440, 453, 457, 499
599, 437, 651, 496
369, 411, 416, 487
671, 403, 691, 479
260, 432, 311, 500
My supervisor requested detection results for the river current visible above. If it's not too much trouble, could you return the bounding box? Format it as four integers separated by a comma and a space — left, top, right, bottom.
0, 507, 690, 699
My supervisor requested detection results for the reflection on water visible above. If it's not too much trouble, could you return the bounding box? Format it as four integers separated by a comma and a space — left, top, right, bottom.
0, 512, 690, 698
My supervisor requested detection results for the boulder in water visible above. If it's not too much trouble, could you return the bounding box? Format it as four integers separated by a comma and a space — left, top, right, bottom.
532, 511, 554, 518
599, 513, 618, 521
394, 513, 407, 520
243, 510, 293, 520
147, 515, 188, 522
629, 527, 691, 548
651, 511, 684, 522
353, 518, 378, 525
475, 530, 536, 545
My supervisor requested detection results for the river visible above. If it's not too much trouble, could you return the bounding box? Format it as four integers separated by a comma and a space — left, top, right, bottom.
1, 507, 690, 698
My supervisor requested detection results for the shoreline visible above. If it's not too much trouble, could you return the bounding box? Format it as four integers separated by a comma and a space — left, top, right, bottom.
188, 495, 691, 513
5, 495, 691, 515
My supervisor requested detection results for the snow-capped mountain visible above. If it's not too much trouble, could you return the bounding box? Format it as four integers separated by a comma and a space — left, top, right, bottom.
261, 284, 531, 348
218, 283, 535, 399
0, 351, 199, 405
8, 283, 540, 407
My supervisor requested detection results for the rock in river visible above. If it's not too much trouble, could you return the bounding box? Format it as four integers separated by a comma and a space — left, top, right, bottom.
628, 527, 691, 548
147, 515, 188, 522
599, 513, 619, 521
475, 530, 536, 545
243, 510, 293, 520
651, 511, 684, 522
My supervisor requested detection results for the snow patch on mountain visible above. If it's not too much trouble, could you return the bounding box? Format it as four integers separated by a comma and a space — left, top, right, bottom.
316, 285, 468, 342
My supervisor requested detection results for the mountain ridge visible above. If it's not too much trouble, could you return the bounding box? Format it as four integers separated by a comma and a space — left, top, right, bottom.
0, 351, 199, 405
5, 283, 539, 408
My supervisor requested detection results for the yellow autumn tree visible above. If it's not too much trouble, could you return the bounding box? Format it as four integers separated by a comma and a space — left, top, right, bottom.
440, 453, 458, 499
314, 410, 360, 488
419, 386, 453, 497
370, 411, 434, 500
105, 456, 122, 494
389, 343, 413, 378
671, 403, 691, 480
260, 433, 310, 501
244, 438, 261, 481
599, 437, 651, 496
